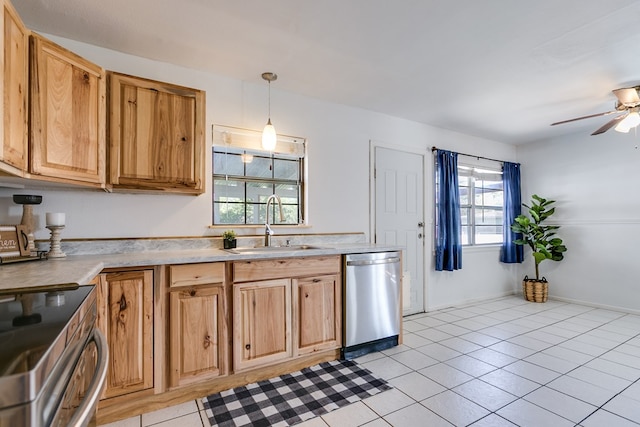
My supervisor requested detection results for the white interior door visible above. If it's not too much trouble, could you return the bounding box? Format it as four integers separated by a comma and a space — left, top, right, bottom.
373, 146, 425, 315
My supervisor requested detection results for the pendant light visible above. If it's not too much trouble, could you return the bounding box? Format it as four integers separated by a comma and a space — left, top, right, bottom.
261, 72, 277, 151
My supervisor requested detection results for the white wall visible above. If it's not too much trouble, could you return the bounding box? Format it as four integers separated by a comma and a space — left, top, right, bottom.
517, 130, 640, 312
0, 35, 520, 310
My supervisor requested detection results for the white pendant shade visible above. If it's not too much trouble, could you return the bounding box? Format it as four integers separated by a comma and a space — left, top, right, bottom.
262, 120, 277, 151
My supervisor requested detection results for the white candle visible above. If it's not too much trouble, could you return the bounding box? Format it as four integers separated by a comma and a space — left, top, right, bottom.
46, 212, 65, 226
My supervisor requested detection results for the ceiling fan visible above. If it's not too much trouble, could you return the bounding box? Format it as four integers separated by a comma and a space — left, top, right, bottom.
551, 86, 640, 135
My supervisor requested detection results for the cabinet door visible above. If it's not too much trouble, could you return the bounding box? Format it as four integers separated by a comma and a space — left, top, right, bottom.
0, 0, 28, 176
169, 285, 225, 387
293, 274, 342, 356
97, 270, 153, 399
108, 72, 205, 194
29, 33, 106, 186
233, 279, 291, 371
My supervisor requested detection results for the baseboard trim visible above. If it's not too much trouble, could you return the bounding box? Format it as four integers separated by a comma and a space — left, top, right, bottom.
425, 290, 517, 312
546, 295, 640, 316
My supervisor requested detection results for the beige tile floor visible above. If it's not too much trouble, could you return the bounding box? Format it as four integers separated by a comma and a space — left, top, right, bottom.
100, 295, 640, 426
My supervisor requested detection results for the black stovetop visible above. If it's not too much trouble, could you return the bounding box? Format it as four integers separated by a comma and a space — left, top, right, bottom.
0, 286, 93, 376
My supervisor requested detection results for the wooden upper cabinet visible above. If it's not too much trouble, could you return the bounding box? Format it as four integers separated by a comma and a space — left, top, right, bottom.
108, 72, 205, 194
29, 33, 106, 187
0, 0, 29, 176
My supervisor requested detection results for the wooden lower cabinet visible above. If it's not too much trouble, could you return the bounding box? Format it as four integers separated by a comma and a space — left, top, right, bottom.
96, 269, 154, 399
169, 282, 227, 387
97, 256, 344, 425
233, 278, 292, 372
293, 274, 341, 356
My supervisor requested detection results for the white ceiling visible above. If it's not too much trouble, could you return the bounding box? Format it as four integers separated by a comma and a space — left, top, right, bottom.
13, 0, 640, 145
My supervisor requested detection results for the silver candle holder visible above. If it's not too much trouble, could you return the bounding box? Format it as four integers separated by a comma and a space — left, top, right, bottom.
46, 225, 66, 259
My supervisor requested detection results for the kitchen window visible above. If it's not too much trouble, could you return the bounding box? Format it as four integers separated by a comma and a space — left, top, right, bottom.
458, 164, 503, 245
212, 125, 306, 226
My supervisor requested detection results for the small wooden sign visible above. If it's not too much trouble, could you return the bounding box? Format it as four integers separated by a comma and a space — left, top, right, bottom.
0, 225, 30, 258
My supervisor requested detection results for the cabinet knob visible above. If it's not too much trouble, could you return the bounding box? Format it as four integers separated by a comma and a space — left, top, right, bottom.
204, 334, 212, 349
245, 344, 251, 350
189, 289, 196, 297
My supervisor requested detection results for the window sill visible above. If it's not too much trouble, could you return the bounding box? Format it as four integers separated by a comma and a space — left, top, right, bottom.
462, 244, 502, 253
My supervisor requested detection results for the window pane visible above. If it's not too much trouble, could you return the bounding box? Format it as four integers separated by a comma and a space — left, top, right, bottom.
475, 225, 503, 244
475, 208, 503, 225
475, 179, 503, 207
276, 184, 300, 223
460, 207, 470, 226
459, 186, 470, 205
213, 179, 244, 202
245, 156, 273, 178
247, 182, 274, 204
274, 158, 299, 180
213, 152, 244, 176
214, 201, 246, 224
461, 225, 470, 245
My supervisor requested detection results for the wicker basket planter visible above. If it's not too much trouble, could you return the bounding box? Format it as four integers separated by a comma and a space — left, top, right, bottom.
522, 276, 548, 303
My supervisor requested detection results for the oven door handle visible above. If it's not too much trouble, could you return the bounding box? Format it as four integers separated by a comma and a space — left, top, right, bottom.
68, 328, 109, 427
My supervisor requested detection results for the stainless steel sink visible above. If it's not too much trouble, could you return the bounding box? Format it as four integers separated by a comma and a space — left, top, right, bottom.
226, 245, 327, 254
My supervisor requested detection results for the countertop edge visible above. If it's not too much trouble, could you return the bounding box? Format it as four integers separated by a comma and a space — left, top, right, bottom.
0, 244, 403, 293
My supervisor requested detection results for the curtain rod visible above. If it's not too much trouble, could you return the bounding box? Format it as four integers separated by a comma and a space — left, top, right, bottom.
430, 146, 507, 164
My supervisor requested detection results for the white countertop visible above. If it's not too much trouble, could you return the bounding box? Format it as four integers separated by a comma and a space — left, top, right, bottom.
0, 243, 402, 294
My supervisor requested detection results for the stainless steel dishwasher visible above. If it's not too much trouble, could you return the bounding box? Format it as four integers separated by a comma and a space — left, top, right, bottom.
342, 251, 401, 359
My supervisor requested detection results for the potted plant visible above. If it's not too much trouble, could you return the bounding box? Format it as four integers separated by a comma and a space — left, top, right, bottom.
511, 194, 567, 302
222, 229, 237, 249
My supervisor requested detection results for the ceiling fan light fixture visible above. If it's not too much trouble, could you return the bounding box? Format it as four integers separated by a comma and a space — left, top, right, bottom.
614, 111, 640, 133
261, 72, 278, 151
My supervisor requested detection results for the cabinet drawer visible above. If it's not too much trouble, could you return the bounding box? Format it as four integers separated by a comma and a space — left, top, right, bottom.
170, 263, 225, 288
233, 256, 340, 283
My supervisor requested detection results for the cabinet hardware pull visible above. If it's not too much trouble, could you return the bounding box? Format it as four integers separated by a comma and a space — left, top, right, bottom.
190, 289, 196, 297
313, 278, 322, 282
118, 295, 127, 311
204, 335, 212, 349
245, 344, 251, 350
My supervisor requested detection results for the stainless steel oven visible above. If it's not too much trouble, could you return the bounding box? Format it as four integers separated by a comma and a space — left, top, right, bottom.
0, 285, 108, 427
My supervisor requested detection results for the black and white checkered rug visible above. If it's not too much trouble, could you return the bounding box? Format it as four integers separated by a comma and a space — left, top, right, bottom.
201, 359, 391, 427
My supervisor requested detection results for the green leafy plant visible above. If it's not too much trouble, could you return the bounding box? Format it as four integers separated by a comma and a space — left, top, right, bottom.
511, 194, 567, 280
222, 229, 236, 241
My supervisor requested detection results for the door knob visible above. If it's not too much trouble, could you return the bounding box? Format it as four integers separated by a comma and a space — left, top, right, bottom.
418, 233, 423, 239
418, 222, 424, 228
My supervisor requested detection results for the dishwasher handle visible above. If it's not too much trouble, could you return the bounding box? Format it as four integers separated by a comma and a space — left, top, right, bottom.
346, 257, 400, 266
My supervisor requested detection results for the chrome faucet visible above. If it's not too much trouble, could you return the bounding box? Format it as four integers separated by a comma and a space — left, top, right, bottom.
265, 194, 284, 247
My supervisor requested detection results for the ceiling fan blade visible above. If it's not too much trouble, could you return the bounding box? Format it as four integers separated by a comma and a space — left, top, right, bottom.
613, 87, 640, 107
550, 110, 617, 126
591, 113, 627, 135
